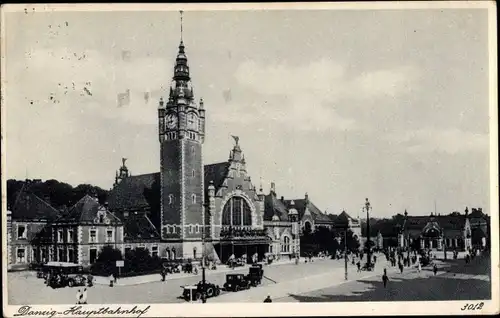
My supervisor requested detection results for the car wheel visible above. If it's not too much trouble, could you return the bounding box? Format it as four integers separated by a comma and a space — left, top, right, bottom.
195, 292, 201, 301
206, 287, 214, 297
234, 285, 240, 292
68, 280, 74, 287
215, 288, 220, 296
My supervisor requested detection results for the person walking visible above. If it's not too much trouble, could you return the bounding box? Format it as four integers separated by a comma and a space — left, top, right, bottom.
356, 260, 361, 272
398, 261, 404, 274
76, 289, 82, 304
433, 264, 438, 276
264, 295, 272, 303
417, 261, 422, 273
161, 270, 166, 282
109, 274, 114, 287
382, 269, 389, 288
81, 288, 88, 305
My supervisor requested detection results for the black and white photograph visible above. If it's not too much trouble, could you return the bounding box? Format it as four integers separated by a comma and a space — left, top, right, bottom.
1, 2, 498, 317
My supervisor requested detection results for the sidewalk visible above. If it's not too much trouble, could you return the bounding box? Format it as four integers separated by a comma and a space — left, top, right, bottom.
93, 258, 299, 286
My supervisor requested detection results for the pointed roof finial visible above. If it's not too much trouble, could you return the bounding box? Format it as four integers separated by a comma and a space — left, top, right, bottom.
180, 10, 184, 43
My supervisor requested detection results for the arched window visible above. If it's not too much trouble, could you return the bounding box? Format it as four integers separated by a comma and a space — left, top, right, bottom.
169, 194, 174, 205
172, 248, 176, 260
222, 196, 252, 226
193, 247, 197, 259
282, 236, 290, 253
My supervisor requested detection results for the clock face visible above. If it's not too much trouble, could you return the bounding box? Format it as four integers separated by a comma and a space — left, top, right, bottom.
187, 113, 198, 130
166, 114, 178, 129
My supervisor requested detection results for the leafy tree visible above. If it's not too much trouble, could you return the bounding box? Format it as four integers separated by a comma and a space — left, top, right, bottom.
91, 245, 123, 276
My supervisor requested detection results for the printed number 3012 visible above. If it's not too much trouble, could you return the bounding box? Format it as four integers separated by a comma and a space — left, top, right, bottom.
461, 302, 484, 311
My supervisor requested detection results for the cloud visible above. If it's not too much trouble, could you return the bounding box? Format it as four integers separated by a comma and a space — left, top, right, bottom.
387, 128, 489, 154
229, 59, 419, 131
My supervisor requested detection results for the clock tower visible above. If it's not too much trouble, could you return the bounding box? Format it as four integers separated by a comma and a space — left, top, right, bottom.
158, 16, 206, 258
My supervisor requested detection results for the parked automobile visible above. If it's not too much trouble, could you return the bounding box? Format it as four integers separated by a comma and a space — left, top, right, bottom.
246, 264, 264, 286
44, 262, 86, 288
181, 281, 221, 301
223, 274, 250, 292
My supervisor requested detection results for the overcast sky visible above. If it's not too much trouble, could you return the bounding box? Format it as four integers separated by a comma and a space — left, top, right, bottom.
3, 7, 493, 218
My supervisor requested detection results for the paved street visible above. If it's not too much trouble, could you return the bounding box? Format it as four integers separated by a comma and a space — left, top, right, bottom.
8, 257, 349, 304
277, 256, 491, 302
8, 254, 490, 304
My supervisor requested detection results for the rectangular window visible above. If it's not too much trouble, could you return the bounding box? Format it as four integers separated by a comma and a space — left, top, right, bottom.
68, 248, 74, 263
67, 229, 74, 243
106, 229, 114, 243
58, 248, 65, 262
152, 245, 159, 257
89, 248, 97, 264
16, 248, 26, 263
17, 225, 26, 239
90, 230, 97, 243
57, 229, 64, 243
195, 225, 200, 234
189, 225, 194, 234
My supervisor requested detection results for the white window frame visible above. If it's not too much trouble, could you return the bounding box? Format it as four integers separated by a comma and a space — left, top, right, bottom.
106, 228, 114, 243
57, 229, 64, 243
17, 224, 27, 240
67, 229, 74, 243
16, 247, 26, 263
152, 245, 159, 257
89, 229, 98, 243
195, 224, 200, 234
169, 194, 174, 205
68, 248, 74, 262
189, 225, 194, 234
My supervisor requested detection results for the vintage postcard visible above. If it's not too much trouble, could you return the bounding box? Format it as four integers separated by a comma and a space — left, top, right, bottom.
1, 2, 498, 317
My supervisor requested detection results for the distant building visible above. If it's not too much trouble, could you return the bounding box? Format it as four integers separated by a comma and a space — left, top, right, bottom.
396, 208, 489, 251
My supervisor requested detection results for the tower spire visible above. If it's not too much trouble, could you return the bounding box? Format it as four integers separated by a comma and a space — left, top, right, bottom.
180, 10, 184, 43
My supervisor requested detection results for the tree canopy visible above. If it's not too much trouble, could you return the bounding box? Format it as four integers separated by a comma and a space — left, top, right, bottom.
7, 178, 109, 209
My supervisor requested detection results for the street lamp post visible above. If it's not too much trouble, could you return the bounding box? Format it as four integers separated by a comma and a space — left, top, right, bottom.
344, 228, 348, 280
365, 198, 372, 269
289, 201, 299, 265
201, 217, 207, 303
405, 210, 410, 266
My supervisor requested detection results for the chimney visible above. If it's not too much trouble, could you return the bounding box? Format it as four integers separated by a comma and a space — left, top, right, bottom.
305, 192, 309, 203
270, 182, 276, 195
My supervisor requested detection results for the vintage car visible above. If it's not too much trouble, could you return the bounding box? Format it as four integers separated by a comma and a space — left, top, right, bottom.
223, 274, 251, 292
45, 262, 86, 288
181, 281, 221, 301
246, 264, 264, 286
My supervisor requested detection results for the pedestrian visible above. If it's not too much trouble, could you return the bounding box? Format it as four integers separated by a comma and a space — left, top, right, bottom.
433, 264, 438, 276
109, 273, 114, 287
382, 271, 389, 288
417, 261, 421, 273
373, 255, 377, 264
161, 270, 166, 282
356, 260, 361, 272
81, 288, 88, 304
264, 295, 272, 303
399, 262, 403, 274
76, 289, 82, 304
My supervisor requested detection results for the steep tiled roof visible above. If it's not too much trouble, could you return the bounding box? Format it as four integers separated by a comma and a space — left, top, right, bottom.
330, 211, 357, 226
108, 173, 160, 212
284, 199, 333, 224
11, 186, 60, 221
204, 162, 230, 195
60, 195, 121, 224
124, 213, 160, 241
264, 194, 288, 221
